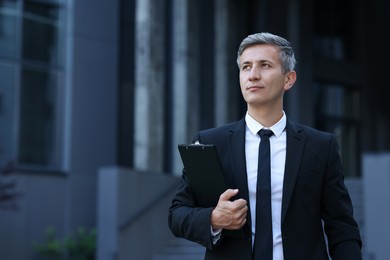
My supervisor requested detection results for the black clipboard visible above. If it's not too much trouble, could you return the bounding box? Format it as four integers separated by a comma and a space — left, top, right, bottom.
178, 144, 228, 208
178, 143, 247, 239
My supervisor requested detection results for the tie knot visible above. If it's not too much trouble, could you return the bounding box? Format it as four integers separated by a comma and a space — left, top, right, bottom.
258, 129, 274, 138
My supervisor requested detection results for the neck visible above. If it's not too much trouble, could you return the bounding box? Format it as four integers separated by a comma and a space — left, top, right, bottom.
247, 105, 284, 127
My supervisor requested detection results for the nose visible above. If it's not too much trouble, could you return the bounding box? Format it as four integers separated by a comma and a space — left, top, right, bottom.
248, 68, 260, 81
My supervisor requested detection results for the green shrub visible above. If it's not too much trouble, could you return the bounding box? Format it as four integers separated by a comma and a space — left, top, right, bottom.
35, 226, 97, 260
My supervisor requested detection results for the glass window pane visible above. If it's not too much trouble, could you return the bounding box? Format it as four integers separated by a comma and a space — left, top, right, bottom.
0, 0, 17, 8
25, 0, 62, 5
315, 81, 361, 177
314, 36, 345, 61
0, 4, 18, 59
24, 1, 58, 19
320, 84, 360, 120
18, 67, 58, 166
327, 122, 359, 177
22, 2, 59, 65
0, 63, 17, 166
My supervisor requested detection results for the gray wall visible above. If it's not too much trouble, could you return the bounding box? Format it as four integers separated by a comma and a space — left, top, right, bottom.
97, 167, 180, 260
363, 153, 390, 260
0, 0, 120, 259
66, 0, 119, 230
0, 173, 67, 259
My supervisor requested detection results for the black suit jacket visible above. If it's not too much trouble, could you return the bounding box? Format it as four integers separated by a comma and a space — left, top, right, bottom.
168, 118, 362, 260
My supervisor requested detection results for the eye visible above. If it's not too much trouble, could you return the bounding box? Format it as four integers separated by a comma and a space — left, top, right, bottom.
241, 64, 251, 71
261, 63, 271, 69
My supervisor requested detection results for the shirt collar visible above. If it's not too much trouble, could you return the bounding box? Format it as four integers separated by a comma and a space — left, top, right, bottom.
245, 111, 286, 138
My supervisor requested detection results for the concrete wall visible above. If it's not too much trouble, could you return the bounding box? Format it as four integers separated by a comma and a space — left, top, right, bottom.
0, 1, 120, 259
66, 0, 119, 230
0, 173, 67, 259
97, 167, 180, 260
363, 153, 390, 260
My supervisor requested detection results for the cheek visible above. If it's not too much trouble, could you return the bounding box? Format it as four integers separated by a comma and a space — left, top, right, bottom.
239, 72, 244, 81
239, 75, 246, 87
268, 75, 286, 89
240, 85, 246, 97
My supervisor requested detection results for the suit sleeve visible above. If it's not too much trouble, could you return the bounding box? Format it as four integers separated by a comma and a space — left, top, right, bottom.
168, 133, 216, 249
321, 134, 362, 259
168, 171, 215, 249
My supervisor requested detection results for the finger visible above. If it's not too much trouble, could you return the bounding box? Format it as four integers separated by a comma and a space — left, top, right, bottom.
237, 217, 247, 228
219, 189, 239, 201
239, 206, 248, 219
230, 217, 247, 230
232, 198, 247, 208
235, 214, 247, 224
234, 206, 247, 220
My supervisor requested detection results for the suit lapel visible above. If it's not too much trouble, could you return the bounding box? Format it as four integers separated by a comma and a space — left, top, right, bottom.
226, 119, 249, 202
281, 120, 305, 223
226, 119, 252, 237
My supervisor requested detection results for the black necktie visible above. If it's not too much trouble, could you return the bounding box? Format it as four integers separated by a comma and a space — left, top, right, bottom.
253, 129, 274, 260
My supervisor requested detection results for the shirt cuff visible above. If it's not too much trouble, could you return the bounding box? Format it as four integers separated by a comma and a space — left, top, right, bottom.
210, 226, 222, 245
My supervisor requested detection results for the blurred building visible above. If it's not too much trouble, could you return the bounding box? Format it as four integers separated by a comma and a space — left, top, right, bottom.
0, 0, 389, 259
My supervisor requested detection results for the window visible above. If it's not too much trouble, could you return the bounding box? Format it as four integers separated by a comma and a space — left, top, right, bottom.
0, 0, 63, 170
312, 0, 363, 177
22, 1, 61, 65
315, 82, 360, 177
18, 67, 59, 166
0, 63, 17, 167
0, 0, 18, 59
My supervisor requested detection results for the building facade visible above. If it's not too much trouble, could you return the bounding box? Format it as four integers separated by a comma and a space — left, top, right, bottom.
0, 0, 389, 259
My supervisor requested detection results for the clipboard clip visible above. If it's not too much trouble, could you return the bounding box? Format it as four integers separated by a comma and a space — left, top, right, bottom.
186, 141, 205, 149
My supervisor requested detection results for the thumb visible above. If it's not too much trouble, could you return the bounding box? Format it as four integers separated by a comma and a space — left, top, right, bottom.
219, 189, 239, 201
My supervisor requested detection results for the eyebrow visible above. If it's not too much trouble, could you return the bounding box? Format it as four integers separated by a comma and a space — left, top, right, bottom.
240, 59, 274, 67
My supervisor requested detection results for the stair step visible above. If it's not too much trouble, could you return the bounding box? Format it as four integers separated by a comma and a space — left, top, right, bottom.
153, 238, 205, 260
153, 253, 204, 260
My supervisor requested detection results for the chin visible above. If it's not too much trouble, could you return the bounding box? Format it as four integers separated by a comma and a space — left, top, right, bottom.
245, 97, 265, 105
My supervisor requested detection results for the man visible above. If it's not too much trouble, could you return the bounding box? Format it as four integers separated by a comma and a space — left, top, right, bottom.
168, 32, 362, 259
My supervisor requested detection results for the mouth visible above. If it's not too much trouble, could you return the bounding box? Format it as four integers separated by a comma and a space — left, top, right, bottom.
246, 85, 264, 90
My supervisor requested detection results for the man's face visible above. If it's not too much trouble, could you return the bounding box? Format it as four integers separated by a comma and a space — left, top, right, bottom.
239, 44, 295, 109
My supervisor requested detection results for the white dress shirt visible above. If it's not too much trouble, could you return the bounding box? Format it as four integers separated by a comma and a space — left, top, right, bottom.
245, 111, 286, 260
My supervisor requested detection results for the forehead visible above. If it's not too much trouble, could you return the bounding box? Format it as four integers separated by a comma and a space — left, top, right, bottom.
239, 44, 281, 64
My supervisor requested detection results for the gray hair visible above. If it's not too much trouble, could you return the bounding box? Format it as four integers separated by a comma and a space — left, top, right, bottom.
236, 32, 296, 74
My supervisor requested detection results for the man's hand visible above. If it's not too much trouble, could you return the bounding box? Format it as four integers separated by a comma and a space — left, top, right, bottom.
211, 189, 248, 230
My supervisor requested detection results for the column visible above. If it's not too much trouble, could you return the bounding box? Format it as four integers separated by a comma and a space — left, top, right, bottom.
134, 0, 166, 171
214, 0, 229, 126
171, 0, 201, 175
171, 0, 189, 174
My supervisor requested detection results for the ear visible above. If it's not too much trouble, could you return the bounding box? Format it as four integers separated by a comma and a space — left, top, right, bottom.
284, 70, 296, 91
